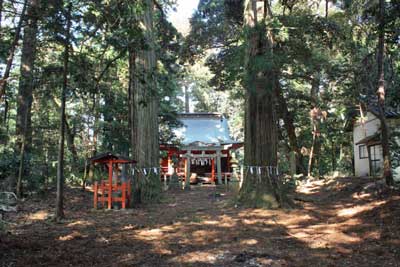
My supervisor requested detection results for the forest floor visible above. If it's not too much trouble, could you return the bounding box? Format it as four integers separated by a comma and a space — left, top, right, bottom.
1, 177, 400, 267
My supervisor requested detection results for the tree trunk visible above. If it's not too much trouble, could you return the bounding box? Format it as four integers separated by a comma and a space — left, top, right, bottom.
275, 81, 306, 175
307, 122, 320, 177
55, 2, 72, 220
16, 108, 28, 198
376, 0, 393, 186
89, 93, 99, 185
239, 0, 290, 208
128, 0, 161, 206
103, 92, 114, 151
307, 74, 321, 177
0, 0, 27, 103
331, 140, 336, 172
51, 96, 79, 164
325, 0, 329, 18
0, 0, 3, 27
14, 0, 39, 192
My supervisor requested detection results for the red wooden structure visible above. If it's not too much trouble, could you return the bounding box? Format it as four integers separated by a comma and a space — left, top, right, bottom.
89, 152, 136, 209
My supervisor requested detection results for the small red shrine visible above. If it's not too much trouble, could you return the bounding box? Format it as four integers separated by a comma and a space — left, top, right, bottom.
89, 152, 136, 209
160, 113, 242, 186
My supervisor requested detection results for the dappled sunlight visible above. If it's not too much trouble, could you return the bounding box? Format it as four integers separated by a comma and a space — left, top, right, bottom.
240, 238, 258, 245
191, 229, 220, 244
27, 210, 49, 221
337, 201, 386, 217
203, 219, 220, 225
4, 178, 400, 267
217, 215, 237, 228
136, 228, 164, 241
122, 224, 136, 230
170, 251, 220, 264
67, 220, 93, 227
58, 231, 85, 241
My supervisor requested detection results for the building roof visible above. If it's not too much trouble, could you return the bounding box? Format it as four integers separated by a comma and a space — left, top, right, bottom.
173, 113, 242, 147
369, 106, 400, 119
345, 105, 400, 132
355, 132, 381, 146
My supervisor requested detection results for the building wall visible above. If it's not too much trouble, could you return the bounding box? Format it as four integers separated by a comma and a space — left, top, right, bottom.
353, 112, 381, 176
390, 118, 400, 182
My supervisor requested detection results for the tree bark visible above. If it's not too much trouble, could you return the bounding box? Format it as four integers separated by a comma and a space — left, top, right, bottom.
275, 81, 306, 175
239, 0, 290, 208
307, 74, 321, 178
0, 0, 28, 103
325, 0, 329, 18
0, 0, 3, 27
51, 96, 79, 164
56, 2, 72, 220
376, 0, 393, 186
14, 0, 39, 192
128, 0, 161, 206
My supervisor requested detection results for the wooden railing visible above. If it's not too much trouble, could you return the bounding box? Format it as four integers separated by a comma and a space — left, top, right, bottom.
93, 180, 131, 209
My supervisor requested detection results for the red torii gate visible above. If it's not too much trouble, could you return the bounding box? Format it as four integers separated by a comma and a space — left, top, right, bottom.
89, 152, 136, 209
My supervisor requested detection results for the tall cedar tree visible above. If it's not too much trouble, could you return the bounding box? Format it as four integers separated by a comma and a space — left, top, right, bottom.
55, 2, 72, 220
128, 0, 161, 205
14, 0, 39, 193
0, 0, 27, 103
239, 0, 290, 208
376, 0, 393, 186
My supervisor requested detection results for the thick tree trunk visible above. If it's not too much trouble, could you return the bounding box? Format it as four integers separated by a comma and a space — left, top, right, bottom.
128, 0, 161, 206
239, 0, 290, 208
55, 2, 72, 220
0, 0, 27, 103
14, 0, 39, 192
376, 0, 393, 186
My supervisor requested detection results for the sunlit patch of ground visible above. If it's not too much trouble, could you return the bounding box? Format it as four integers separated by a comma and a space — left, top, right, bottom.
26, 210, 49, 221
337, 200, 386, 217
1, 178, 399, 267
67, 220, 93, 227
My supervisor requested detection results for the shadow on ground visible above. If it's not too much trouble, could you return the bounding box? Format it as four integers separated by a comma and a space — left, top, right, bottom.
1, 177, 399, 267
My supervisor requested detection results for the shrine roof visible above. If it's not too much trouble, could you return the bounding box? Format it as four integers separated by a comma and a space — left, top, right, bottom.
89, 152, 136, 164
172, 113, 242, 147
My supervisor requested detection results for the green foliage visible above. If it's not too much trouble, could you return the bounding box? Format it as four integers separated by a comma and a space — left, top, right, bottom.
0, 0, 184, 195
185, 0, 400, 180
1, 0, 399, 196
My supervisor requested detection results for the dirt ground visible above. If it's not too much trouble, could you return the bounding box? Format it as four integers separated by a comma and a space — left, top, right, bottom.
1, 177, 400, 267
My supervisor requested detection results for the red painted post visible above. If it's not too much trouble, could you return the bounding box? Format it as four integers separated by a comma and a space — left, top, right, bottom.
101, 181, 105, 207
122, 182, 126, 209
211, 158, 215, 183
108, 161, 112, 209
127, 180, 131, 207
184, 158, 187, 183
94, 182, 98, 209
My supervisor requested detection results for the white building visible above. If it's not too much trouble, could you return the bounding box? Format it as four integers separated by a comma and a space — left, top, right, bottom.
351, 107, 400, 180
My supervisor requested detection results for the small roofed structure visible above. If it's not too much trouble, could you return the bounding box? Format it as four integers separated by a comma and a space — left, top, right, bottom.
89, 152, 136, 209
160, 113, 243, 187
347, 104, 400, 178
